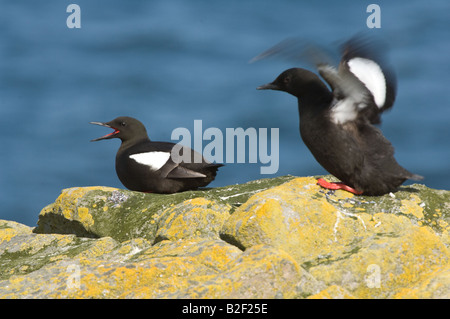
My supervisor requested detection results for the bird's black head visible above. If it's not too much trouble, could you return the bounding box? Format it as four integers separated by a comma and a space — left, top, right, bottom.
90, 116, 148, 142
257, 68, 327, 99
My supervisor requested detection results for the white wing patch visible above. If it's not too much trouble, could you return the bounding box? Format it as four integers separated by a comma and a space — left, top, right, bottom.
129, 151, 171, 171
331, 98, 358, 125
347, 57, 386, 108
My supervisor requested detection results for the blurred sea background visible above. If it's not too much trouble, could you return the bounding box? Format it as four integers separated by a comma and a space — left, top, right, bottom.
1, 0, 449, 226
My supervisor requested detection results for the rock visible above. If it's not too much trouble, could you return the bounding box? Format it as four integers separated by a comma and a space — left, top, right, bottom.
308, 225, 448, 298
1, 175, 449, 298
154, 198, 231, 243
307, 285, 355, 299
34, 176, 294, 242
392, 265, 450, 298
127, 244, 302, 299
221, 176, 450, 298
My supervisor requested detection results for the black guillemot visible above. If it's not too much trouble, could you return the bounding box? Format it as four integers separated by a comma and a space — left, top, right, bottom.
90, 116, 223, 193
257, 36, 423, 195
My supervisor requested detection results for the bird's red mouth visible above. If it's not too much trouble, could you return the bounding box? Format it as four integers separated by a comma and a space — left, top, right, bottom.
90, 121, 121, 141
103, 129, 120, 138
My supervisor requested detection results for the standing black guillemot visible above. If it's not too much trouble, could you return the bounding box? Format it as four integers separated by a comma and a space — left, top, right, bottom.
90, 116, 223, 193
257, 36, 423, 195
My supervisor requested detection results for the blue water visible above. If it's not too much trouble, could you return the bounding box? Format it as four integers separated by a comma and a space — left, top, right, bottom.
1, 0, 449, 226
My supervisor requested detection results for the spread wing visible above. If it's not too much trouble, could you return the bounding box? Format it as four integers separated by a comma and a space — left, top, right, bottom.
251, 34, 397, 125
319, 35, 397, 125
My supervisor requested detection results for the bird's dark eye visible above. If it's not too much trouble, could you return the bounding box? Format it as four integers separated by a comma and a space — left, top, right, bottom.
120, 121, 126, 127
283, 76, 291, 84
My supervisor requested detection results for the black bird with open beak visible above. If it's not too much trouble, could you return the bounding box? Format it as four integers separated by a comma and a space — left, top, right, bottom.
90, 116, 223, 193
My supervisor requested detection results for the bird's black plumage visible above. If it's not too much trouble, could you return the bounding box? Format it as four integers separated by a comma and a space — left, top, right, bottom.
257, 36, 422, 195
90, 116, 223, 193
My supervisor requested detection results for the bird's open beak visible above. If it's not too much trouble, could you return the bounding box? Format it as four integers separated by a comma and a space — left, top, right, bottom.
256, 82, 280, 90
90, 121, 120, 142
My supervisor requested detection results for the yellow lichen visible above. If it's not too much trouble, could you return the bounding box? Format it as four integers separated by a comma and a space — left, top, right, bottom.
392, 265, 450, 299
62, 209, 73, 220
38, 203, 54, 216
186, 197, 211, 206
438, 220, 448, 228
77, 237, 116, 259
49, 255, 66, 262
77, 207, 94, 227
56, 235, 74, 247
42, 186, 118, 222
156, 198, 230, 241
400, 194, 424, 219
0, 228, 18, 244
19, 265, 29, 272
308, 285, 355, 299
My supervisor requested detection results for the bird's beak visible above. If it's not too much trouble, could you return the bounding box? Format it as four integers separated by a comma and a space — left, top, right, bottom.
256, 82, 280, 90
90, 121, 120, 142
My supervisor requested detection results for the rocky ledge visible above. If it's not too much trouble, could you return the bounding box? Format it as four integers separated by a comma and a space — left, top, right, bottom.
1, 175, 449, 299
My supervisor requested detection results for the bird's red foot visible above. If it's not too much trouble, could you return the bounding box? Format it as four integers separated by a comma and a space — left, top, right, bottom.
317, 178, 363, 195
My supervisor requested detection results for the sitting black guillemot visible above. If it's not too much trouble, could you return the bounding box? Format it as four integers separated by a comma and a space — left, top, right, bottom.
256, 36, 423, 195
90, 116, 223, 193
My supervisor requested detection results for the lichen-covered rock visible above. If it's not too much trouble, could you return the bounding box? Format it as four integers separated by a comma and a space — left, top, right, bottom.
0, 219, 107, 281
160, 245, 302, 299
34, 186, 158, 242
220, 177, 450, 298
1, 175, 449, 299
154, 198, 231, 243
308, 225, 448, 298
34, 176, 294, 243
307, 285, 355, 299
1, 236, 299, 298
392, 265, 450, 298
